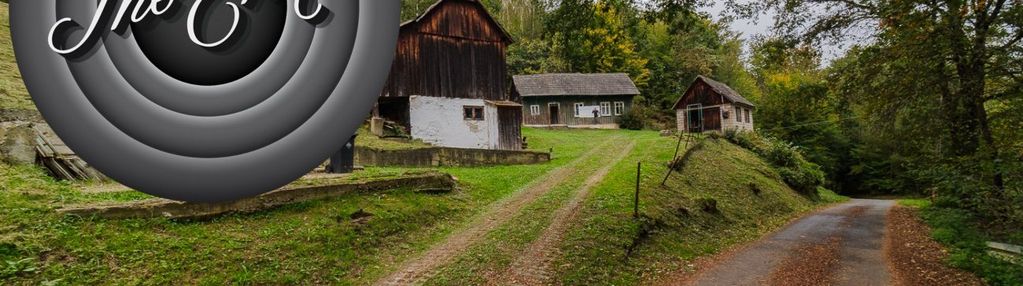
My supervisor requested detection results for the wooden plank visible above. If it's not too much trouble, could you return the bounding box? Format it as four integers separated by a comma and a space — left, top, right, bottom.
988, 242, 1023, 255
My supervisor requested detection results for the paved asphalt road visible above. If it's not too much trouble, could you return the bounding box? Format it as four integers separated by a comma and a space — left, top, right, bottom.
686, 199, 895, 286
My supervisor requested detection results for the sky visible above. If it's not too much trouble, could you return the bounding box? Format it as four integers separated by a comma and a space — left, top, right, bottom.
700, 1, 858, 63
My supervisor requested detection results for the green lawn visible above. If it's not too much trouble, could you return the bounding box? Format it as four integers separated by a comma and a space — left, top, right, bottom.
1, 129, 837, 284
0, 2, 34, 110
0, 128, 599, 284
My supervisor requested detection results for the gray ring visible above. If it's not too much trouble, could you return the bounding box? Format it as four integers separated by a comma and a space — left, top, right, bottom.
103, 0, 316, 117
11, 0, 399, 202
61, 0, 358, 158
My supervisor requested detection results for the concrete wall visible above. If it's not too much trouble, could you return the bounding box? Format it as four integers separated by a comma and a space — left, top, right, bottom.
409, 96, 499, 149
355, 147, 551, 167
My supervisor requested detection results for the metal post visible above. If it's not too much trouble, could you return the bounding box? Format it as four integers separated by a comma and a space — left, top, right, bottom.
328, 134, 358, 174
635, 162, 641, 219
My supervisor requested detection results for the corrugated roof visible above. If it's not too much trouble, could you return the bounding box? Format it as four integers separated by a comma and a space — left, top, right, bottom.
512, 73, 641, 97
695, 75, 754, 106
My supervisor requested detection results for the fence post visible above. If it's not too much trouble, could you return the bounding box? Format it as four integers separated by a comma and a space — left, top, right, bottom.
635, 162, 641, 219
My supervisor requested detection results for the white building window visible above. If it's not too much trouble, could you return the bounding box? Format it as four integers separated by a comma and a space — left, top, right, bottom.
600, 102, 611, 116
574, 103, 584, 117
530, 105, 540, 116
614, 102, 625, 115
463, 106, 484, 121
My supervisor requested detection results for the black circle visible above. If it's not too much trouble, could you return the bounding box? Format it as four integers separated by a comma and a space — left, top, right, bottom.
131, 0, 286, 86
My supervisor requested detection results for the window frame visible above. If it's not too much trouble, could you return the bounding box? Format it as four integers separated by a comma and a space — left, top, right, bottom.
599, 102, 611, 116
463, 106, 485, 121
530, 105, 540, 116
574, 102, 585, 117
745, 108, 751, 123
614, 101, 625, 116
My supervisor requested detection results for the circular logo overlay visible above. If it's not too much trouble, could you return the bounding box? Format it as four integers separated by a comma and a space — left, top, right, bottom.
9, 0, 400, 202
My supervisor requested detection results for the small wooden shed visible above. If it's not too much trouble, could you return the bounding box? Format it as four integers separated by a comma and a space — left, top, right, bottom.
375, 0, 522, 150
673, 76, 755, 133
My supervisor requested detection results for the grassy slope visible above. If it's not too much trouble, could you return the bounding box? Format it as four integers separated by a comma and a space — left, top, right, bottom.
423, 132, 840, 284
0, 2, 33, 110
0, 128, 589, 284
554, 137, 839, 284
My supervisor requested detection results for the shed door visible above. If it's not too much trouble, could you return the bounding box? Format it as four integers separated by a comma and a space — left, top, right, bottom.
703, 107, 721, 131
548, 104, 560, 125
498, 107, 522, 150
687, 104, 703, 132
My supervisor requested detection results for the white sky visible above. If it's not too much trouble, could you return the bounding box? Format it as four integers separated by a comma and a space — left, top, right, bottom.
700, 1, 857, 63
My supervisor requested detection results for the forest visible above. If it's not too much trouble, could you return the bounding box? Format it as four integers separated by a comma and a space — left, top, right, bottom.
401, 0, 1022, 235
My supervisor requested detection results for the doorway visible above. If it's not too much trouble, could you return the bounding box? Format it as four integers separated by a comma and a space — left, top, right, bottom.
687, 104, 703, 132
548, 103, 560, 125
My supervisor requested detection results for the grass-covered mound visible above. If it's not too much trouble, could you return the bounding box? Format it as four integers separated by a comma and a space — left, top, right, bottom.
553, 135, 843, 284
0, 2, 34, 110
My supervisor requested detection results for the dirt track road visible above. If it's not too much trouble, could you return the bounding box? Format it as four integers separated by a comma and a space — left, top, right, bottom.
681, 199, 895, 286
375, 138, 629, 286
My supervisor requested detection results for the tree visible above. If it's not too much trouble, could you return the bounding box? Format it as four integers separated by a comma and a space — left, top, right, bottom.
737, 0, 1022, 194
546, 0, 650, 87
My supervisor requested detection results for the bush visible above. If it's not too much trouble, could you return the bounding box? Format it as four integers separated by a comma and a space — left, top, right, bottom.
723, 131, 825, 196
618, 109, 645, 130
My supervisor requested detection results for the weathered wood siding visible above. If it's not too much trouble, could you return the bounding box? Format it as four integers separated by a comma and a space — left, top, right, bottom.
521, 95, 635, 127
677, 80, 725, 108
498, 107, 523, 150
381, 1, 511, 101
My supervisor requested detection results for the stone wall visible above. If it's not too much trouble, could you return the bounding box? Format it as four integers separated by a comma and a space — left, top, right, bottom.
0, 122, 37, 165
356, 146, 550, 167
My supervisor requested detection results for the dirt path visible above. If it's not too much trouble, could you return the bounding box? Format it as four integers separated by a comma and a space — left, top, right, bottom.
374, 139, 624, 286
498, 141, 637, 285
675, 199, 895, 286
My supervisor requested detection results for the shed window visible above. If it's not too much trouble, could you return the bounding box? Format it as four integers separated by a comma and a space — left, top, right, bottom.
600, 102, 611, 116
574, 103, 584, 117
463, 106, 484, 121
614, 102, 625, 115
735, 106, 742, 122
530, 105, 540, 116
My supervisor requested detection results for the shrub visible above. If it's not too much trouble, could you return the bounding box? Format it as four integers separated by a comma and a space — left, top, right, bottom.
618, 110, 645, 130
723, 131, 825, 197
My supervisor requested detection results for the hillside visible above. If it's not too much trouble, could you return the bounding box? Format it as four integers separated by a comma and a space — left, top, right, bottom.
0, 2, 33, 110
417, 132, 842, 285
549, 136, 839, 284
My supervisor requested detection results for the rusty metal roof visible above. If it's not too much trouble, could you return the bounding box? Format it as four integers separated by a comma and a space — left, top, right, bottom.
512, 73, 640, 97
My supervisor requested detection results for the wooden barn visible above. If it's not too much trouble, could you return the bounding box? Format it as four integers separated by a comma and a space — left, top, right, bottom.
514, 73, 640, 129
375, 0, 522, 150
673, 76, 755, 133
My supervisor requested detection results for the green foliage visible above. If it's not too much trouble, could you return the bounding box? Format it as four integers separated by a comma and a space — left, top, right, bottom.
724, 131, 826, 196
617, 108, 645, 130
918, 205, 1023, 285
506, 38, 570, 75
